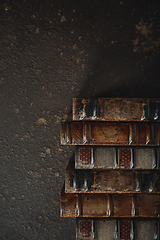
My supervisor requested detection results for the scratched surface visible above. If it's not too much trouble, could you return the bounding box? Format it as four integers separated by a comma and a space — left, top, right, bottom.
1, 0, 160, 239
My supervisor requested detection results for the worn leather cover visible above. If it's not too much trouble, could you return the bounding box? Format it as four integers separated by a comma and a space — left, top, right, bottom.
75, 147, 159, 169
61, 122, 160, 146
76, 219, 158, 240
65, 167, 160, 193
73, 98, 160, 121
60, 191, 160, 218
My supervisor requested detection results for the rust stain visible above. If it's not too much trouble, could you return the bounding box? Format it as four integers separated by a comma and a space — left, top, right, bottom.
135, 20, 152, 38
45, 147, 51, 154
133, 19, 159, 53
37, 118, 47, 125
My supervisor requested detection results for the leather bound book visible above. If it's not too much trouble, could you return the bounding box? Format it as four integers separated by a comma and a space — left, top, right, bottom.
73, 98, 160, 121
60, 191, 160, 218
61, 122, 160, 146
65, 165, 160, 194
75, 147, 160, 169
76, 219, 159, 240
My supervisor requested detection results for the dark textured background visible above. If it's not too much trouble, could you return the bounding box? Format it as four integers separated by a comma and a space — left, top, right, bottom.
0, 0, 160, 239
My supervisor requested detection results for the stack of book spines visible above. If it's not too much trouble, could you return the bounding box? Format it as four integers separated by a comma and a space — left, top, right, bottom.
60, 98, 160, 239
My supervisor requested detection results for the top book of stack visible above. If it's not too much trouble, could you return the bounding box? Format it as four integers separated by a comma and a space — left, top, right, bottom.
73, 98, 160, 121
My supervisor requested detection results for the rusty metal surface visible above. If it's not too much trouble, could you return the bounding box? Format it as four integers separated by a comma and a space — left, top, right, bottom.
61, 122, 160, 146
65, 169, 160, 193
75, 147, 160, 169
60, 192, 160, 218
73, 98, 160, 121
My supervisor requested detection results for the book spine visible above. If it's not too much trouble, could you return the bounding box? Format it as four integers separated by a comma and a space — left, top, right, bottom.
76, 219, 96, 239
73, 98, 160, 121
60, 192, 160, 218
61, 122, 160, 146
75, 147, 160, 169
76, 219, 159, 240
65, 169, 160, 194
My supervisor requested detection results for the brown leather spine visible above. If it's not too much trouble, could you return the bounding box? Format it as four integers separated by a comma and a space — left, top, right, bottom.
73, 98, 160, 122
65, 169, 160, 194
60, 192, 160, 218
61, 122, 160, 146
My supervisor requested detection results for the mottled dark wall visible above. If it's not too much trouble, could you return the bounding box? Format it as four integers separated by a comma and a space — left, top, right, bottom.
0, 0, 160, 239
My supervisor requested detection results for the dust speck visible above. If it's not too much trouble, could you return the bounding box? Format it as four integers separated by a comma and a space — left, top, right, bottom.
55, 172, 59, 177
35, 28, 39, 33
132, 19, 159, 53
73, 44, 77, 50
54, 115, 62, 124
46, 148, 51, 154
61, 16, 66, 22
37, 118, 47, 125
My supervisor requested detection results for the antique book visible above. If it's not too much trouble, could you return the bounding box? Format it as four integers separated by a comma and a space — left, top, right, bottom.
76, 219, 159, 240
60, 191, 160, 218
61, 122, 160, 146
65, 165, 160, 193
75, 147, 160, 169
73, 98, 160, 121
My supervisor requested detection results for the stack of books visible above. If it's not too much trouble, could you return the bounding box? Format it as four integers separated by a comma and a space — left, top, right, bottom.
60, 98, 160, 239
